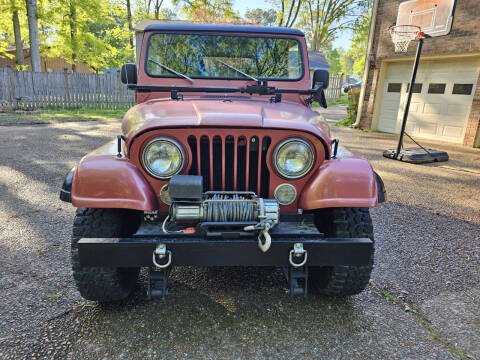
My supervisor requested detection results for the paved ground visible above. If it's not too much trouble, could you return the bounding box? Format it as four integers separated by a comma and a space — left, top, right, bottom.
0, 108, 479, 359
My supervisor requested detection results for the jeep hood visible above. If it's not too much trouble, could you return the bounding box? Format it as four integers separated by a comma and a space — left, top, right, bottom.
122, 97, 332, 154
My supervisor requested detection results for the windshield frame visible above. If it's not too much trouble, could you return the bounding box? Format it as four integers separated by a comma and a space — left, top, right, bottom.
144, 31, 306, 82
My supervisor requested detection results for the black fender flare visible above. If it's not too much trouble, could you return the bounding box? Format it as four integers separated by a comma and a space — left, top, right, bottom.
374, 171, 387, 203
60, 167, 75, 203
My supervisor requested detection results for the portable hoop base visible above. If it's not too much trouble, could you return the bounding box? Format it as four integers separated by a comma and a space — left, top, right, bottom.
383, 34, 449, 164
383, 147, 449, 164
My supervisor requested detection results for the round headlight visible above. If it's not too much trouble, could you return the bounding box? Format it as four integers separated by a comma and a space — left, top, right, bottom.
273, 138, 314, 179
142, 137, 185, 179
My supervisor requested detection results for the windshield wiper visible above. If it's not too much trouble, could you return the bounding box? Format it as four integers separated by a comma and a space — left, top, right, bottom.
215, 59, 258, 82
148, 58, 194, 84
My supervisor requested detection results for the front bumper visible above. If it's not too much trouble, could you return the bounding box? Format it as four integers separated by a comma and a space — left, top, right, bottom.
78, 215, 373, 268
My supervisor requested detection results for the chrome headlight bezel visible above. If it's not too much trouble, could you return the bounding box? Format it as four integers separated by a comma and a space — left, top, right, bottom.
272, 138, 315, 179
141, 137, 186, 179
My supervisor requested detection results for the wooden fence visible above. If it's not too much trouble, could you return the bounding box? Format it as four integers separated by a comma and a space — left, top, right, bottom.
324, 74, 344, 101
0, 68, 344, 109
0, 68, 135, 109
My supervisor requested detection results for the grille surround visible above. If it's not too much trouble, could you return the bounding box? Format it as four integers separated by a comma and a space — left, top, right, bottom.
130, 128, 327, 213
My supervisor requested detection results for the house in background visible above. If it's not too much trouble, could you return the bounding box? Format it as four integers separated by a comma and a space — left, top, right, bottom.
358, 0, 480, 148
307, 51, 329, 84
0, 46, 92, 73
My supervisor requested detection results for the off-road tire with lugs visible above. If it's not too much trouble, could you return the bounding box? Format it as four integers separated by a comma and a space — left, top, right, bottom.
310, 207, 374, 297
71, 208, 142, 302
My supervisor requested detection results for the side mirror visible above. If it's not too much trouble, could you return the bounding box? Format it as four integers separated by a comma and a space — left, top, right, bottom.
312, 69, 329, 89
121, 63, 137, 85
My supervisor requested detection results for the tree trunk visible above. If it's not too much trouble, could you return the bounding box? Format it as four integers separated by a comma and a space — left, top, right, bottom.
69, 2, 78, 72
154, 0, 160, 19
126, 0, 134, 48
25, 0, 41, 72
12, 10, 24, 66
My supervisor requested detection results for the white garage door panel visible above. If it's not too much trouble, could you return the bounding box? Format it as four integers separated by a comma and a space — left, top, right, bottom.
377, 59, 479, 143
423, 103, 443, 114
447, 104, 470, 116
443, 126, 464, 138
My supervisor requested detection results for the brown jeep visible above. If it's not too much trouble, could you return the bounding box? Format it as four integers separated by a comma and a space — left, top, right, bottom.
60, 23, 386, 301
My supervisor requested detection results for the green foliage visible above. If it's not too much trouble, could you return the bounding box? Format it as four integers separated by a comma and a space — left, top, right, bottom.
346, 5, 371, 76
335, 90, 359, 127
325, 47, 343, 75
297, 0, 358, 51
174, 0, 240, 23
244, 8, 277, 25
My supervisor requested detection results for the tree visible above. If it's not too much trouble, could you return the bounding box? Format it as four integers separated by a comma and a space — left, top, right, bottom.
25, 0, 41, 71
298, 0, 359, 51
276, 0, 302, 27
174, 0, 240, 23
347, 0, 372, 76
126, 0, 133, 47
325, 47, 344, 74
244, 8, 277, 26
11, 0, 24, 66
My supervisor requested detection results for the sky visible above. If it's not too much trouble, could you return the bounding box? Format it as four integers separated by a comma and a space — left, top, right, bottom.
160, 0, 352, 50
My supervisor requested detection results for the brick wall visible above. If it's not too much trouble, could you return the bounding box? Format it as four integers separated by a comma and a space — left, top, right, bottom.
360, 0, 480, 147
464, 74, 480, 147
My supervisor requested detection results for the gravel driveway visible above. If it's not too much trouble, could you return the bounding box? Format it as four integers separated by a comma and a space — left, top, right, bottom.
0, 115, 478, 359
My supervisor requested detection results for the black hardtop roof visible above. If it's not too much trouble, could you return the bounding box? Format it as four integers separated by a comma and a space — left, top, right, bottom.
143, 23, 305, 36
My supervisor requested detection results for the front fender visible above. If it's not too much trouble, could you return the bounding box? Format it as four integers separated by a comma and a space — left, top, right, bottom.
63, 139, 158, 211
299, 147, 383, 209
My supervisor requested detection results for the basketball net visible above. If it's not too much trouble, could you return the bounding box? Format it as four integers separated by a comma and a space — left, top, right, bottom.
389, 25, 422, 52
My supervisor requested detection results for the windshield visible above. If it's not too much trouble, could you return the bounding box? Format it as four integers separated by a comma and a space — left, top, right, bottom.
146, 33, 303, 81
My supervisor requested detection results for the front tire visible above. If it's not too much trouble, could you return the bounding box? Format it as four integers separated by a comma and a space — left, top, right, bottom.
71, 208, 142, 302
310, 207, 374, 297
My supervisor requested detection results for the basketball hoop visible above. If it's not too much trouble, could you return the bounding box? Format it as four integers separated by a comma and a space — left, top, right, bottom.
389, 25, 423, 52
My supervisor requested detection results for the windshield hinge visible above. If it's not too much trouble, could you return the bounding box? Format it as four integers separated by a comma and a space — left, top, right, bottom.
171, 89, 183, 101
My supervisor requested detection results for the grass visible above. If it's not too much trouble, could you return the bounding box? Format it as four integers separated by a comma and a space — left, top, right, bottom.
327, 94, 349, 107
0, 107, 129, 125
381, 288, 399, 303
313, 94, 349, 108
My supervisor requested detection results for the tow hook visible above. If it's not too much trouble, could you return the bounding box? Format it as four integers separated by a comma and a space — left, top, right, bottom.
148, 244, 172, 300
152, 244, 172, 269
284, 243, 309, 297
289, 243, 308, 268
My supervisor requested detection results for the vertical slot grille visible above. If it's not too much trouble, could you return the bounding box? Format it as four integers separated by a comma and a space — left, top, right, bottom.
260, 137, 271, 198
236, 136, 247, 191
187, 136, 198, 175
200, 135, 210, 191
225, 136, 235, 191
212, 136, 222, 190
188, 134, 271, 195
248, 136, 259, 193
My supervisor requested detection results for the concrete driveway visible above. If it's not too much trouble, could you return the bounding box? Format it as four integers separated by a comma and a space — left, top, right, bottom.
0, 116, 478, 359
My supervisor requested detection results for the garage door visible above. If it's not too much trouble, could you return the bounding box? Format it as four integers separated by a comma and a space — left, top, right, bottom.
377, 59, 480, 143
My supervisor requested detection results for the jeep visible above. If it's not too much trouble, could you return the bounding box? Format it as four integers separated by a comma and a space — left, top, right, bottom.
60, 22, 386, 301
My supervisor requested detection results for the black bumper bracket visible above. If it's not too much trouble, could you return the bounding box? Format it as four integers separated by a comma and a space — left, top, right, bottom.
283, 266, 309, 297
148, 267, 171, 300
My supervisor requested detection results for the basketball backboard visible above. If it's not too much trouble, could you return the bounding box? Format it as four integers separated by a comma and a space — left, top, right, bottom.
396, 0, 456, 37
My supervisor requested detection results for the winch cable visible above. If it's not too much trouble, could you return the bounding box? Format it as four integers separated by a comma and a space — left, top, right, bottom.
203, 194, 274, 252
203, 194, 256, 222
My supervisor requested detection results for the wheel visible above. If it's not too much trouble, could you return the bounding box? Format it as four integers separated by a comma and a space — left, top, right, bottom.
71, 208, 142, 302
310, 207, 374, 297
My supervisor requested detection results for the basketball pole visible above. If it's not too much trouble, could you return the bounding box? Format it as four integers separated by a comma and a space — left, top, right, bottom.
394, 37, 424, 159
